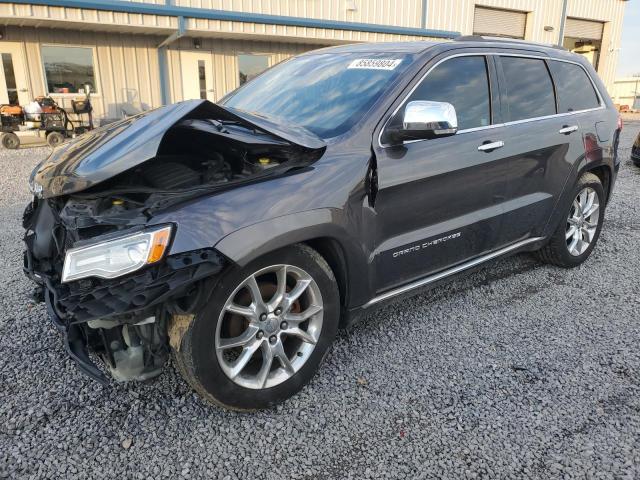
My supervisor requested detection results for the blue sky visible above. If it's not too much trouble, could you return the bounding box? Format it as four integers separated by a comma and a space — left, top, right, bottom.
618, 0, 640, 77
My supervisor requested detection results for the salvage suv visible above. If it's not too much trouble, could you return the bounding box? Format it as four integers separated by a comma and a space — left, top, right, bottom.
24, 37, 621, 410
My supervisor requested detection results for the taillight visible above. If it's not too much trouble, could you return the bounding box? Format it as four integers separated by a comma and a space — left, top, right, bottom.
617, 115, 623, 131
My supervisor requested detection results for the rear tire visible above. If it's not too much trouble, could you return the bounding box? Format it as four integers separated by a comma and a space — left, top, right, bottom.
172, 244, 340, 410
1, 132, 19, 149
537, 172, 605, 268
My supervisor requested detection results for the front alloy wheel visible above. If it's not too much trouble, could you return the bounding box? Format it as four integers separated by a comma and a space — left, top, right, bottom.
171, 244, 339, 410
215, 265, 324, 389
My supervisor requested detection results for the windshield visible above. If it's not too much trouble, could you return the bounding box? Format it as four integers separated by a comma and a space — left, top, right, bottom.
221, 52, 414, 139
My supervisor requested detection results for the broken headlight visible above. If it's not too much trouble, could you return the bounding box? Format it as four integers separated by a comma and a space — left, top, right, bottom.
61, 226, 172, 283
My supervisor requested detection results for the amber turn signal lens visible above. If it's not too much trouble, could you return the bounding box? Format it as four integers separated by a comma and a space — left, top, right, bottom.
146, 227, 171, 264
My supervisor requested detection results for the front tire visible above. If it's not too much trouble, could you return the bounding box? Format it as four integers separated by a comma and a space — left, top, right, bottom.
172, 244, 340, 410
537, 172, 605, 268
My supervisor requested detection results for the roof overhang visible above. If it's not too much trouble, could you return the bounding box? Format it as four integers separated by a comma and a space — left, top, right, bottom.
0, 0, 460, 40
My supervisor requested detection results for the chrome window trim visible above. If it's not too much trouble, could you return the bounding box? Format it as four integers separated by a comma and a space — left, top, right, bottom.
378, 51, 605, 149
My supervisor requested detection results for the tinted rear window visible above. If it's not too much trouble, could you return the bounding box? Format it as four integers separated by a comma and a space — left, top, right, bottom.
500, 56, 556, 122
548, 60, 600, 112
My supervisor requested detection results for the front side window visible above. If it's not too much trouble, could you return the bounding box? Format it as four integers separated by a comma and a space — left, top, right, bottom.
41, 45, 96, 94
548, 60, 600, 113
238, 54, 270, 87
404, 56, 491, 131
500, 56, 555, 121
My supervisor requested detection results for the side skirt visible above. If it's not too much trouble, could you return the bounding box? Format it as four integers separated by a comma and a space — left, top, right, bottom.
342, 236, 545, 326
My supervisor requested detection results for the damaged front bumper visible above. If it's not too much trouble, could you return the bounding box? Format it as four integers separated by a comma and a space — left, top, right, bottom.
24, 205, 226, 383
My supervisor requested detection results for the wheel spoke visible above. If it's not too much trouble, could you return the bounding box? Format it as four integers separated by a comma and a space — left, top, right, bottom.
255, 342, 274, 388
272, 341, 295, 375
284, 304, 323, 325
578, 190, 588, 210
286, 327, 317, 345
283, 277, 312, 311
225, 302, 256, 320
583, 204, 599, 220
583, 225, 597, 242
566, 225, 577, 240
568, 231, 580, 255
245, 274, 266, 311
216, 325, 259, 351
228, 341, 261, 379
267, 265, 288, 310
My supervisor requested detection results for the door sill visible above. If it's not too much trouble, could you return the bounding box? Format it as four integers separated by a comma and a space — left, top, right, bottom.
364, 236, 544, 308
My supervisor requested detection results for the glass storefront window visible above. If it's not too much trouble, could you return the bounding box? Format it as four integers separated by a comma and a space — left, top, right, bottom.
238, 54, 269, 86
41, 45, 97, 94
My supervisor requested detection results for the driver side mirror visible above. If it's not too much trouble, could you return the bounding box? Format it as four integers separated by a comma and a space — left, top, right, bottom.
386, 100, 458, 145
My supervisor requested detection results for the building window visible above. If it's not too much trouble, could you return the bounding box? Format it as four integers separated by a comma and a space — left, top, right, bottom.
1, 54, 18, 105
198, 60, 207, 99
41, 45, 96, 94
238, 54, 269, 86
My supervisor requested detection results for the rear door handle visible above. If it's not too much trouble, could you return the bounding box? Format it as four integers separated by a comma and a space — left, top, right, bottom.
559, 125, 578, 134
478, 140, 504, 152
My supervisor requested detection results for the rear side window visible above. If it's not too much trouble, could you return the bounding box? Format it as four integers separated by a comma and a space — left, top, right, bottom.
548, 60, 600, 112
500, 56, 556, 121
406, 56, 491, 130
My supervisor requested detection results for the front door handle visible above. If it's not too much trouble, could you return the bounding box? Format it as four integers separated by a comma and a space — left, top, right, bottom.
559, 125, 579, 134
478, 140, 504, 152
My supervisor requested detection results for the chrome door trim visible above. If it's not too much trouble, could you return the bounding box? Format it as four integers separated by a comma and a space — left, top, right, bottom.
378, 51, 605, 149
363, 236, 545, 308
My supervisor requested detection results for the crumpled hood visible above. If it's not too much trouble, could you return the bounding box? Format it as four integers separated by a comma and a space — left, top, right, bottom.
30, 99, 325, 198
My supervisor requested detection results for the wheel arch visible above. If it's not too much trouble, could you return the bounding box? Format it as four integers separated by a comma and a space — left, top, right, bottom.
213, 209, 371, 311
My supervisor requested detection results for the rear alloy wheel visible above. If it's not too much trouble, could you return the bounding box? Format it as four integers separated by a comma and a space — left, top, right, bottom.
172, 244, 339, 410
536, 172, 605, 268
565, 187, 600, 256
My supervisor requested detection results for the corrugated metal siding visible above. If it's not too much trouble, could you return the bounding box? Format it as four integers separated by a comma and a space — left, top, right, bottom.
185, 17, 434, 45
0, 3, 177, 32
1, 1, 628, 95
2, 26, 163, 121
167, 37, 319, 102
173, 0, 424, 28
424, 0, 626, 90
565, 18, 604, 39
473, 6, 527, 38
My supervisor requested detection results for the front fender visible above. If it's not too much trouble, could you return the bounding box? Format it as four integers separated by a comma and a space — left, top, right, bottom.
214, 208, 372, 308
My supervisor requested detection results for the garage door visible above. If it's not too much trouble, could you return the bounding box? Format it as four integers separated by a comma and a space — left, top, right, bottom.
473, 6, 527, 39
565, 18, 604, 40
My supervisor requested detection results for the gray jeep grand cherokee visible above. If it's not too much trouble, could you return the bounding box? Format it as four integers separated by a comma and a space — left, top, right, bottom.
24, 37, 621, 410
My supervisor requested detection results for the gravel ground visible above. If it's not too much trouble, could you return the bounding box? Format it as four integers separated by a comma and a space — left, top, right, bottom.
1, 125, 640, 479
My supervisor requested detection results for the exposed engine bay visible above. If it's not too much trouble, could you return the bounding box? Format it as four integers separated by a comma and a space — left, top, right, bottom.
23, 100, 325, 383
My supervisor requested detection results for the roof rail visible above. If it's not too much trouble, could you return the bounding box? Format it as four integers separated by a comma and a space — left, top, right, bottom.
454, 35, 566, 50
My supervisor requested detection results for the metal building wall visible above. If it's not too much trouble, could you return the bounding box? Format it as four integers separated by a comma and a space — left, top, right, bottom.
2, 26, 164, 121
166, 37, 321, 103
424, 0, 626, 88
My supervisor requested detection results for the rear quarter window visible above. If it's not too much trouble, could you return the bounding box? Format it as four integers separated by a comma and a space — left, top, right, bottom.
500, 56, 556, 122
548, 60, 600, 112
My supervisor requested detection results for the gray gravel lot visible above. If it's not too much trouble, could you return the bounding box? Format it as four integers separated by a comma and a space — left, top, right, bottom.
1, 125, 640, 479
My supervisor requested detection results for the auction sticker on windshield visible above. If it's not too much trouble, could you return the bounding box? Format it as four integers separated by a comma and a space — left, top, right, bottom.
347, 58, 403, 70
